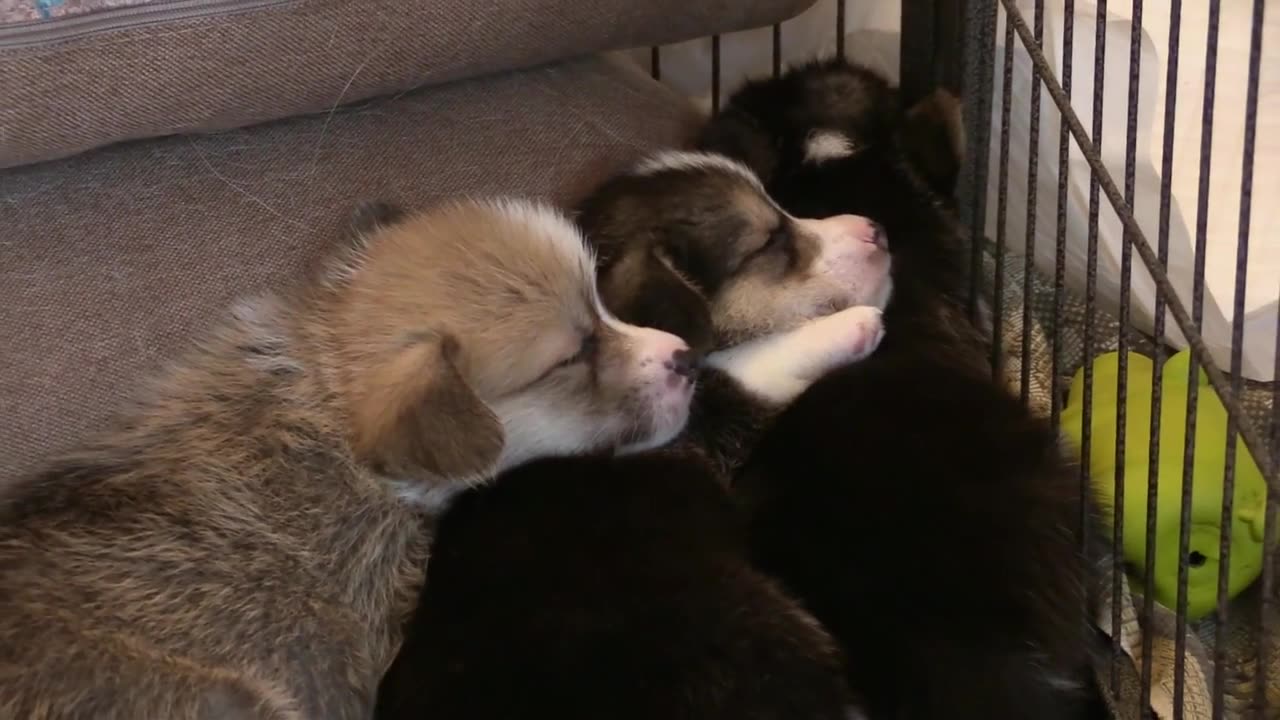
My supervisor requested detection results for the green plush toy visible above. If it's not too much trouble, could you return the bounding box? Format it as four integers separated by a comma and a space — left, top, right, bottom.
1061, 349, 1270, 620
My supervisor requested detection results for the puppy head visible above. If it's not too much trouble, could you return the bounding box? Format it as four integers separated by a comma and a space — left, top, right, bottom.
700, 59, 963, 197
578, 152, 892, 350
699, 60, 968, 302
698, 60, 900, 183
324, 199, 696, 483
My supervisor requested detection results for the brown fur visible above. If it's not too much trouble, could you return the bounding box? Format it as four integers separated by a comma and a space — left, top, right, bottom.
0, 198, 692, 720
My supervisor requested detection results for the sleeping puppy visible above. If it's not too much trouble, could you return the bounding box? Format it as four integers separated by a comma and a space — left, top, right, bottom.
702, 59, 1108, 720
374, 151, 893, 720
583, 150, 891, 475
0, 198, 698, 720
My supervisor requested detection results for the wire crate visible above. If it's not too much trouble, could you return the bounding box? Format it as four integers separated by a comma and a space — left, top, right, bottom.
647, 1, 1277, 718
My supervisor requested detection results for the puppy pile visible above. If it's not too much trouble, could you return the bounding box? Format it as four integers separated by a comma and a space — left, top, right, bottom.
0, 60, 1105, 720
707, 61, 1107, 720
376, 150, 890, 720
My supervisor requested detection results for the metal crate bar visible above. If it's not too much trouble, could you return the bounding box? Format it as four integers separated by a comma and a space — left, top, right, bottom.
901, 0, 934, 106
1017, 0, 1043, 408
835, 0, 845, 58
989, 8, 1015, 380
772, 23, 782, 78
1142, 0, 1182, 711
1174, 5, 1221, 715
1264, 306, 1279, 715
958, 0, 996, 323
903, 0, 965, 105
710, 34, 721, 115
1048, 0, 1075, 434
1080, 0, 1110, 684
1210, 1, 1265, 714
1111, 0, 1141, 702
1118, 0, 1144, 708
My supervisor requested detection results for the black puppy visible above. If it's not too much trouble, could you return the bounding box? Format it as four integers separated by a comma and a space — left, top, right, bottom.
376, 453, 852, 720
374, 153, 894, 720
702, 59, 1108, 720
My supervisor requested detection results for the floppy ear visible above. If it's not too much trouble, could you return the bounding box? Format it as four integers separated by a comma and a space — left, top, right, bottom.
698, 108, 781, 185
599, 251, 714, 355
898, 89, 964, 197
349, 332, 504, 480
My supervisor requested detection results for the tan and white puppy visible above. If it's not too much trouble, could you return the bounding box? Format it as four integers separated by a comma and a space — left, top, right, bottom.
0, 198, 697, 720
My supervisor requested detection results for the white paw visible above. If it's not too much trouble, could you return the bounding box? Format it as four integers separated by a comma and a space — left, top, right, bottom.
797, 305, 885, 379
706, 305, 885, 405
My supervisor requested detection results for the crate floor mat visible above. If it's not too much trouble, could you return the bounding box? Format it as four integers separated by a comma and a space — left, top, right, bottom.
985, 241, 1278, 719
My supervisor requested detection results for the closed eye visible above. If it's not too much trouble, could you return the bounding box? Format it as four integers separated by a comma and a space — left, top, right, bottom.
753, 224, 796, 268
519, 333, 600, 391
555, 333, 598, 369
762, 225, 789, 253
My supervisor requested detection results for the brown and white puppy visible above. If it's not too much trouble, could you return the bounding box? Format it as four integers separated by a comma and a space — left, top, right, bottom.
375, 152, 894, 720
584, 150, 893, 470
584, 151, 891, 355
0, 198, 697, 720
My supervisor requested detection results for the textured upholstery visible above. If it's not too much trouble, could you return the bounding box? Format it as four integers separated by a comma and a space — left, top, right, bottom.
0, 0, 814, 167
0, 55, 703, 481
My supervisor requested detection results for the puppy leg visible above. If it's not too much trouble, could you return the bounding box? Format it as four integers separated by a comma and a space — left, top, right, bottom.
706, 306, 884, 405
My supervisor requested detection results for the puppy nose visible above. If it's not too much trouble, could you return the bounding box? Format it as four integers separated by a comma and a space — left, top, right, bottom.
865, 220, 888, 250
665, 348, 700, 379
798, 214, 887, 251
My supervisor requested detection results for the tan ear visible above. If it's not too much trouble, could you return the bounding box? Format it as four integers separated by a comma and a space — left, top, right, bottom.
349, 332, 504, 480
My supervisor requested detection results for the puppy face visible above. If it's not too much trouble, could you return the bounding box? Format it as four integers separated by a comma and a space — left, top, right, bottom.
578, 152, 892, 352
328, 199, 696, 483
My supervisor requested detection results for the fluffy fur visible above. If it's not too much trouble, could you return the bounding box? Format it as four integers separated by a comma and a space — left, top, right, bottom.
374, 152, 893, 720
0, 198, 699, 719
702, 59, 1108, 720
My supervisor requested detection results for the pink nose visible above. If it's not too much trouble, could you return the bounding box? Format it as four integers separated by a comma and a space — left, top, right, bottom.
799, 214, 889, 251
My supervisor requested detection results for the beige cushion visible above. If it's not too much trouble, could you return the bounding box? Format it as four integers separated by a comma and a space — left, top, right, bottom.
0, 55, 701, 482
0, 0, 814, 168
